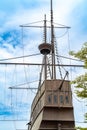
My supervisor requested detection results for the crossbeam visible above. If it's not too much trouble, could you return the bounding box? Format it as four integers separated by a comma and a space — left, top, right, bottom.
20, 25, 70, 29
0, 119, 28, 121
0, 62, 84, 67
9, 87, 37, 89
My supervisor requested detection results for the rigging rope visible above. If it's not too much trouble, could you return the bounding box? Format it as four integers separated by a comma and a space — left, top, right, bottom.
47, 56, 52, 79
20, 20, 44, 26
54, 36, 63, 79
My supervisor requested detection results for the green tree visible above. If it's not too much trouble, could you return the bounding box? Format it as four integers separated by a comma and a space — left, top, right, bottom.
76, 127, 87, 130
69, 42, 87, 121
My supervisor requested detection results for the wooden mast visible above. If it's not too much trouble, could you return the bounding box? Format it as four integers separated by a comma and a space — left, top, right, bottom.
51, 0, 56, 79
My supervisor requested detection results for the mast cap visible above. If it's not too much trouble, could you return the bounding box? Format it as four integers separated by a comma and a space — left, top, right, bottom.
38, 43, 51, 55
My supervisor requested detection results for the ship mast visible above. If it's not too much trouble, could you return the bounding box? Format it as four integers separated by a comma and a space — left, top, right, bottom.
39, 0, 56, 81
51, 0, 56, 79
38, 15, 51, 80
44, 14, 47, 80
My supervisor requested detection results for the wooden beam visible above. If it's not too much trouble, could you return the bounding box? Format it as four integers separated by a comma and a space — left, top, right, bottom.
0, 62, 84, 67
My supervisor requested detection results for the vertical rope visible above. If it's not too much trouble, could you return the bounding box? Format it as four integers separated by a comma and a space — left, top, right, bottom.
4, 64, 7, 119
21, 26, 32, 121
47, 55, 52, 79
11, 88, 12, 110
15, 65, 18, 119
54, 37, 63, 79
67, 29, 72, 81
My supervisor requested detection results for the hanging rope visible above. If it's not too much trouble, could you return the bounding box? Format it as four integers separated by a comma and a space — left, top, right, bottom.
47, 55, 52, 79
54, 36, 63, 79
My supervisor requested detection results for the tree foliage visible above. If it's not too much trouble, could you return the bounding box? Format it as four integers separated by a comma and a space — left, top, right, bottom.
69, 42, 87, 98
71, 73, 87, 98
76, 127, 87, 130
69, 42, 87, 122
70, 42, 87, 68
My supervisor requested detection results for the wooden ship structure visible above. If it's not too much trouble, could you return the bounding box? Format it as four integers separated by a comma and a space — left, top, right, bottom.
28, 0, 76, 130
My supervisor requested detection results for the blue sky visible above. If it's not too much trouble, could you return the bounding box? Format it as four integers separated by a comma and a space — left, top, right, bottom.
0, 0, 87, 130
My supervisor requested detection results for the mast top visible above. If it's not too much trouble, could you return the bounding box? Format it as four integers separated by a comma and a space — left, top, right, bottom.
38, 15, 51, 55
